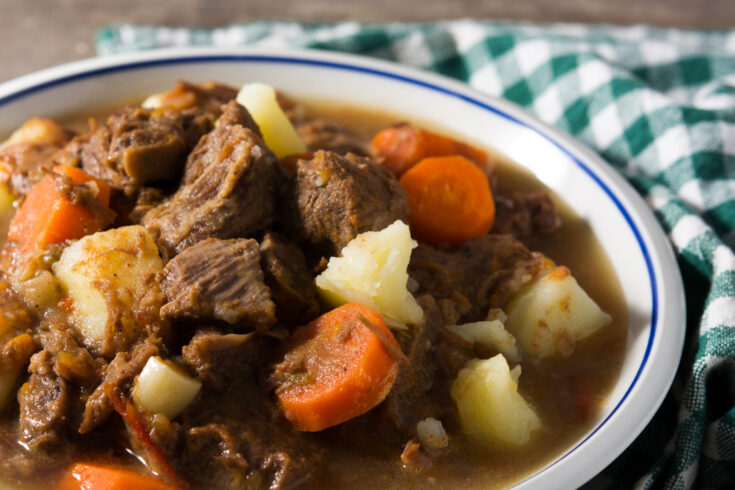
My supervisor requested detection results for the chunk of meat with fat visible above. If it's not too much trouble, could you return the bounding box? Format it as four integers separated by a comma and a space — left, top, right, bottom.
182, 329, 270, 391
285, 150, 409, 254
143, 101, 281, 257
56, 105, 213, 191
0, 117, 72, 196
144, 80, 239, 118
493, 191, 561, 238
161, 238, 276, 331
296, 118, 369, 155
79, 337, 160, 433
409, 234, 555, 323
259, 232, 320, 327
17, 374, 68, 450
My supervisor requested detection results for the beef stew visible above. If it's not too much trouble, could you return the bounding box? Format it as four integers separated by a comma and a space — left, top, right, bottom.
0, 80, 627, 489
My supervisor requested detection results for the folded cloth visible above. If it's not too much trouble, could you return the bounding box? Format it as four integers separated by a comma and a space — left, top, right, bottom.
99, 21, 735, 489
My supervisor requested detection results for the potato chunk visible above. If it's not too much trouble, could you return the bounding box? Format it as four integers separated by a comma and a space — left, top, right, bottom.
446, 319, 520, 362
504, 266, 612, 358
52, 225, 167, 357
315, 220, 423, 327
2, 117, 68, 148
236, 83, 307, 158
450, 355, 540, 446
132, 356, 201, 419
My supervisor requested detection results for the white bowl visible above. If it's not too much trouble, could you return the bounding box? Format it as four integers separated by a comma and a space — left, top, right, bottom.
0, 48, 685, 489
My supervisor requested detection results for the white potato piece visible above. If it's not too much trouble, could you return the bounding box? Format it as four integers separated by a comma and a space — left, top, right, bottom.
315, 220, 424, 327
446, 319, 520, 362
132, 356, 201, 419
2, 117, 68, 148
505, 266, 612, 358
236, 83, 307, 158
53, 225, 166, 357
0, 368, 19, 409
0, 183, 16, 240
450, 355, 541, 446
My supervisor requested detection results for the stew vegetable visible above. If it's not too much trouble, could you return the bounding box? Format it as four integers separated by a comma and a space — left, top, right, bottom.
0, 80, 626, 489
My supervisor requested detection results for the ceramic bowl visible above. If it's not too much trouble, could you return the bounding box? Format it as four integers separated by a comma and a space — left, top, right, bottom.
0, 48, 685, 489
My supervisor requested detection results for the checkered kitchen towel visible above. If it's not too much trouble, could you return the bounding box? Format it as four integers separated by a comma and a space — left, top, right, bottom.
98, 21, 735, 489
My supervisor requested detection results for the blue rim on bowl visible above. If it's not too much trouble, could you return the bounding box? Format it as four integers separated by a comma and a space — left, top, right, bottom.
0, 48, 686, 489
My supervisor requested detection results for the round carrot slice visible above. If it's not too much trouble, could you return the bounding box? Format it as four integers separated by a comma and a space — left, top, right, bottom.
274, 304, 401, 432
398, 155, 495, 246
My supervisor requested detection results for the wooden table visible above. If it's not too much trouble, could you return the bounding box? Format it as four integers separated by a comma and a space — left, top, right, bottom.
1, 0, 734, 83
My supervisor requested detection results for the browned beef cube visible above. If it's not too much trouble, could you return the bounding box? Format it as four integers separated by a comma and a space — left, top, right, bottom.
58, 105, 214, 191
493, 191, 561, 237
378, 295, 444, 435
409, 234, 554, 323
161, 238, 276, 331
79, 337, 160, 434
182, 329, 268, 391
259, 232, 320, 326
18, 374, 68, 450
286, 150, 409, 253
142, 102, 280, 257
296, 118, 369, 155
147, 80, 239, 118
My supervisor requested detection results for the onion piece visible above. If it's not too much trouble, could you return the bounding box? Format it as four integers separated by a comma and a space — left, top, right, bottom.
416, 417, 449, 450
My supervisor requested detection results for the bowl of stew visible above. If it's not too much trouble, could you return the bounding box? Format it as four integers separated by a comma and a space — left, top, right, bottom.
0, 48, 685, 489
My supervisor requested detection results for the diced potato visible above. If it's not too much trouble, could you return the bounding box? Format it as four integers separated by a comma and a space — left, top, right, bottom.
504, 266, 612, 358
13, 269, 62, 312
450, 355, 541, 446
0, 182, 16, 239
236, 83, 307, 158
3, 117, 68, 147
52, 225, 166, 357
315, 220, 423, 327
446, 319, 520, 362
132, 356, 201, 419
0, 368, 19, 409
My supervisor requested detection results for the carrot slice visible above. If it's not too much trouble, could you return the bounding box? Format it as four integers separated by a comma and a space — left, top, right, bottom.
371, 123, 489, 176
57, 463, 177, 490
7, 165, 112, 253
274, 304, 401, 432
398, 155, 495, 246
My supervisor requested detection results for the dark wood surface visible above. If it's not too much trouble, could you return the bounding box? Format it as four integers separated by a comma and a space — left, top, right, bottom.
1, 0, 734, 83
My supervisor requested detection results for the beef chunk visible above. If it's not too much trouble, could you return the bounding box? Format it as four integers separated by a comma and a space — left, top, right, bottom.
18, 374, 68, 450
378, 295, 444, 435
176, 418, 319, 490
286, 150, 408, 253
143, 102, 281, 257
182, 329, 269, 391
409, 234, 554, 323
147, 81, 239, 118
493, 191, 561, 237
278, 92, 367, 155
0, 143, 60, 195
0, 118, 72, 195
296, 118, 369, 155
79, 337, 160, 433
161, 238, 276, 331
259, 232, 320, 326
57, 105, 213, 191
33, 326, 101, 384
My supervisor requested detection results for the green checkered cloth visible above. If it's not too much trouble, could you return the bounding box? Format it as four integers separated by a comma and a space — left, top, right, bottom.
98, 21, 735, 489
